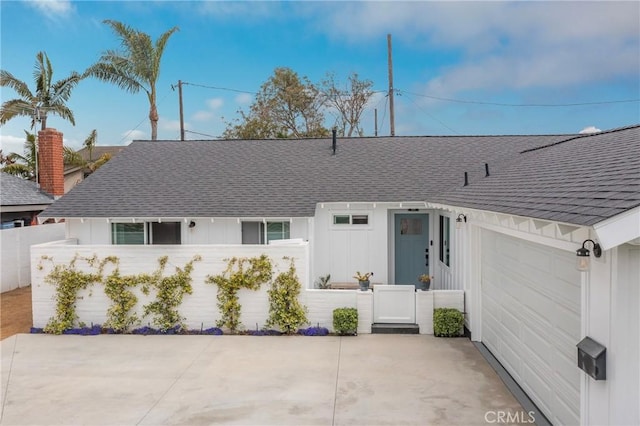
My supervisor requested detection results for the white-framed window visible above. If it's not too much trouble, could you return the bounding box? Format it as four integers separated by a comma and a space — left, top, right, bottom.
242, 221, 290, 244
332, 213, 370, 226
111, 222, 181, 245
112, 223, 145, 244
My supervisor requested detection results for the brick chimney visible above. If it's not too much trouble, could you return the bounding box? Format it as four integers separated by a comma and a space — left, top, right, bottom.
37, 128, 65, 198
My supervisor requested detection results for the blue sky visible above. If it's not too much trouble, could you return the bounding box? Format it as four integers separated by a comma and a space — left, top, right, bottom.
1, 0, 639, 154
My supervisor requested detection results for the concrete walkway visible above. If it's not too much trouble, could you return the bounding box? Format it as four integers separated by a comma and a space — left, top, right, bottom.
1, 334, 527, 426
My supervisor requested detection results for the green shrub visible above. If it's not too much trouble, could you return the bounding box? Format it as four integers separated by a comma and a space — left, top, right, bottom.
433, 308, 464, 337
333, 307, 358, 335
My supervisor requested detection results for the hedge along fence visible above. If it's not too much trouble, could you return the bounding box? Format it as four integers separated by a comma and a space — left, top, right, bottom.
31, 242, 324, 332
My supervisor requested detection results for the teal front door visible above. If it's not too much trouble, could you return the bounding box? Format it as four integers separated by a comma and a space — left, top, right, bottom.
394, 214, 429, 285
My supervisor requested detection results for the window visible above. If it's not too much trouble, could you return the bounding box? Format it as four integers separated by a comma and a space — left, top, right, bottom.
332, 214, 369, 225
351, 215, 369, 225
267, 221, 290, 243
112, 222, 181, 245
112, 223, 145, 244
242, 221, 290, 244
149, 222, 181, 244
439, 215, 450, 266
333, 215, 350, 225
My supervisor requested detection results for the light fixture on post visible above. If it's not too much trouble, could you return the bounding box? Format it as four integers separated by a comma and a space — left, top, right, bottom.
455, 214, 467, 229
576, 239, 602, 271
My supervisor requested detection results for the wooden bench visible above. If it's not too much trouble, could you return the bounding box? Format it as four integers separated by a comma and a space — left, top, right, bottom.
328, 282, 382, 290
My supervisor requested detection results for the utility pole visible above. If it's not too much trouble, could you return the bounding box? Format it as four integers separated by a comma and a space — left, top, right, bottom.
178, 80, 185, 141
387, 34, 395, 137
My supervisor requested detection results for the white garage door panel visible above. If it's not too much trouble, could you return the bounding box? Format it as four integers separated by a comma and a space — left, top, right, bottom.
481, 230, 580, 426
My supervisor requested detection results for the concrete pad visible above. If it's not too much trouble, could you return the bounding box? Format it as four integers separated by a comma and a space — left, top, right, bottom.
1, 334, 527, 426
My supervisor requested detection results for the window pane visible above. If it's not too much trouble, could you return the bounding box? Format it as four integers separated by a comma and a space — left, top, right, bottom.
112, 223, 144, 245
150, 222, 181, 244
439, 216, 450, 266
267, 221, 289, 243
352, 215, 369, 225
333, 215, 350, 225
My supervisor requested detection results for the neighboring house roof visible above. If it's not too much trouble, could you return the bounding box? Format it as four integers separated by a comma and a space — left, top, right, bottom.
41, 133, 575, 219
64, 146, 125, 174
1, 172, 54, 208
432, 125, 640, 226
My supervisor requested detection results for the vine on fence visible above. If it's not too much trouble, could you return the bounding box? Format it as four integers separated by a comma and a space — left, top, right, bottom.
206, 255, 273, 333
40, 254, 202, 334
40, 254, 115, 334
141, 255, 202, 332
265, 257, 308, 334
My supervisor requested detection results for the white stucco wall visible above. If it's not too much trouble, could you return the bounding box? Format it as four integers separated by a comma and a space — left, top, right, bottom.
1, 223, 65, 292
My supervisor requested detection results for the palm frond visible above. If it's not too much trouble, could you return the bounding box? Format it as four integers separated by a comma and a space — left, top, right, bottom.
85, 62, 144, 94
0, 70, 35, 100
0, 99, 35, 126
153, 26, 179, 81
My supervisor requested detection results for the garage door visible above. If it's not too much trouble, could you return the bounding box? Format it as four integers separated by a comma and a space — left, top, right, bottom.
481, 230, 580, 425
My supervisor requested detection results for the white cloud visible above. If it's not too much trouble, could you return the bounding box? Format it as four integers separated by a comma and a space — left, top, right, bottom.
0, 134, 27, 156
579, 126, 601, 134
193, 111, 214, 122
121, 129, 146, 143
28, 0, 74, 18
302, 2, 639, 98
206, 98, 224, 110
160, 119, 182, 132
235, 93, 253, 105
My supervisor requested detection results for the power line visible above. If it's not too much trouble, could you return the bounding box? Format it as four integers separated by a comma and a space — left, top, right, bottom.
397, 89, 640, 107
184, 129, 219, 138
182, 81, 256, 95
400, 91, 460, 135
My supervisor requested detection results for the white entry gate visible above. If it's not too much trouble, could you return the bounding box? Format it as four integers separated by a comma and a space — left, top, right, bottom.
373, 285, 416, 323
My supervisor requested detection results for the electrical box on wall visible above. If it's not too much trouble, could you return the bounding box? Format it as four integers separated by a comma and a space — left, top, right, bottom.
577, 337, 606, 380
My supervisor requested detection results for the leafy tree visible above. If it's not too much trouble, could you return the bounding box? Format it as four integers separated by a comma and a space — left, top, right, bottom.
0, 51, 83, 130
223, 67, 328, 139
86, 20, 179, 140
321, 72, 374, 137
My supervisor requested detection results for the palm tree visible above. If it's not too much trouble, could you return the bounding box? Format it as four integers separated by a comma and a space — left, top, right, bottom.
86, 20, 179, 140
1, 131, 85, 180
0, 51, 83, 130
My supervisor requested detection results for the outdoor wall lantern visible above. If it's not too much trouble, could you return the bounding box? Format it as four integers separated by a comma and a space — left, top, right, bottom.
455, 214, 467, 229
188, 220, 196, 228
576, 239, 602, 271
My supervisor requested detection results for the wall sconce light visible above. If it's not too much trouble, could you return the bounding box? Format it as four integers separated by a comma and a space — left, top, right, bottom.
576, 239, 602, 271
188, 220, 196, 228
455, 214, 467, 229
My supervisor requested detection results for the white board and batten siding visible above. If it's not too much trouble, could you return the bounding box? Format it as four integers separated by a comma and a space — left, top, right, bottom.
481, 229, 580, 426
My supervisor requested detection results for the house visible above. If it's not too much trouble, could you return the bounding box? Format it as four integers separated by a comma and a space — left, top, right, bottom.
63, 145, 124, 193
0, 172, 54, 228
35, 124, 640, 425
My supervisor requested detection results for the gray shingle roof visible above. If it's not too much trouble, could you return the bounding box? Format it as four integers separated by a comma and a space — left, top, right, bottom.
432, 125, 640, 226
1, 172, 54, 207
40, 134, 569, 219
40, 126, 640, 226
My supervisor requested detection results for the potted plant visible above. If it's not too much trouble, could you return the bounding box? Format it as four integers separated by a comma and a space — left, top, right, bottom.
353, 271, 373, 291
418, 274, 432, 291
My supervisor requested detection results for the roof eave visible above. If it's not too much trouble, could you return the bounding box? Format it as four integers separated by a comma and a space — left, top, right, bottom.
593, 205, 640, 250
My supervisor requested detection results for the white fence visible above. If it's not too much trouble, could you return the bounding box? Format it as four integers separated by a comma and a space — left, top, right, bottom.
1, 223, 65, 293
31, 240, 464, 334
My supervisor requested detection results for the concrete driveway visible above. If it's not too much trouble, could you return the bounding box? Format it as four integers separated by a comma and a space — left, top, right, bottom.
1, 334, 527, 425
